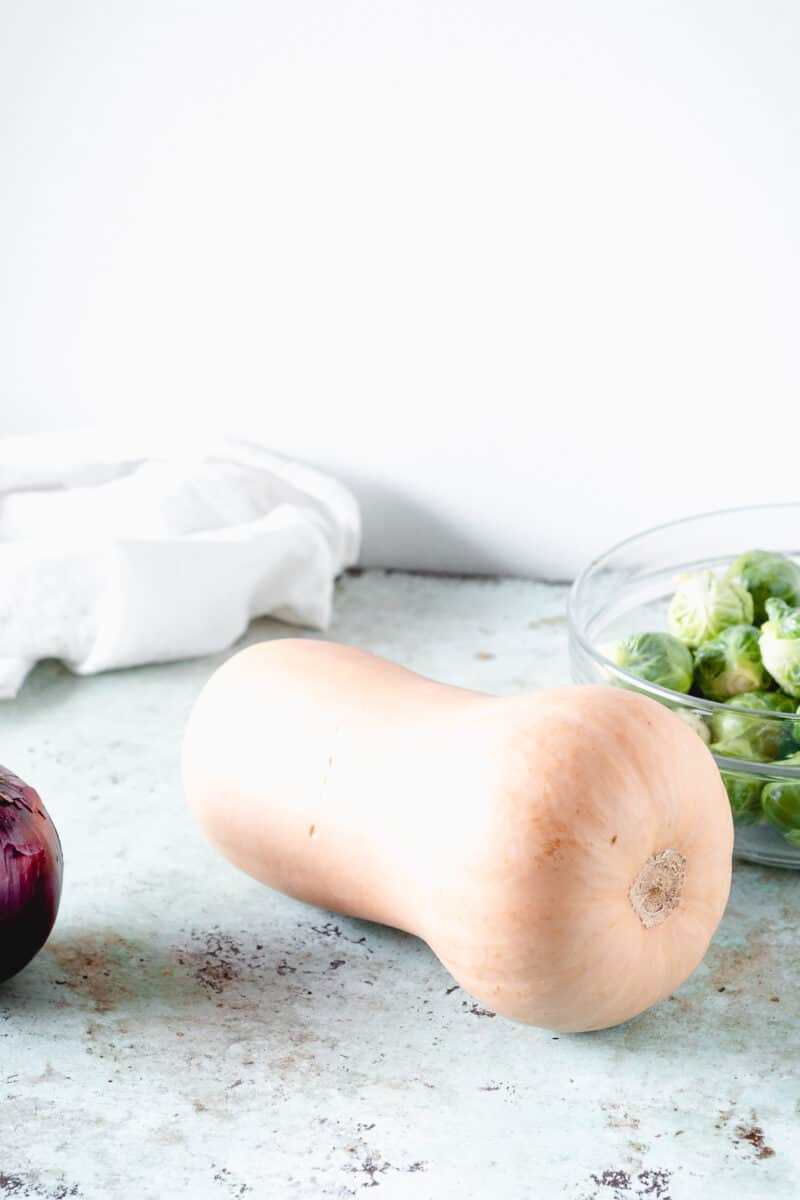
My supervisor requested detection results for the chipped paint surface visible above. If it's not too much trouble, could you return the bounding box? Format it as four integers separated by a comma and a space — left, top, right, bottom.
0, 570, 798, 1198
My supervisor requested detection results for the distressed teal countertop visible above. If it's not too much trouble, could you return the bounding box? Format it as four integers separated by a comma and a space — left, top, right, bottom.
0, 571, 797, 1199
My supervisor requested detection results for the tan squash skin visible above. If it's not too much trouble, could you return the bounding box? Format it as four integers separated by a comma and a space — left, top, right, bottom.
182, 639, 733, 1032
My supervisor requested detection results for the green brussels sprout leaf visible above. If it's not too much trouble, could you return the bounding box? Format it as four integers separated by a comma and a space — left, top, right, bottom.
710, 690, 796, 762
599, 632, 694, 694
761, 754, 800, 839
760, 598, 800, 699
725, 549, 800, 625
777, 704, 800, 758
693, 624, 767, 701
673, 707, 711, 745
720, 770, 763, 824
667, 569, 753, 648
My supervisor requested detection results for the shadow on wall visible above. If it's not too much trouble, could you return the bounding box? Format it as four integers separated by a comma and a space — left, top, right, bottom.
345, 471, 518, 578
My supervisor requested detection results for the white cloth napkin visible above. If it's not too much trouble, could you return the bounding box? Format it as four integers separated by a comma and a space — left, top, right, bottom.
0, 431, 360, 697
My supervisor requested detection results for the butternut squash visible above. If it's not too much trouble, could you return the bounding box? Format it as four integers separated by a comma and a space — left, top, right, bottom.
182, 639, 733, 1032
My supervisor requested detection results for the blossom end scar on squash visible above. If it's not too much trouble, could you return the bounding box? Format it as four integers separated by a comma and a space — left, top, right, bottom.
629, 849, 686, 929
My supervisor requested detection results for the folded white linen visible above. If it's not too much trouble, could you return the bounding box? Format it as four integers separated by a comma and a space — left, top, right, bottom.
0, 431, 360, 697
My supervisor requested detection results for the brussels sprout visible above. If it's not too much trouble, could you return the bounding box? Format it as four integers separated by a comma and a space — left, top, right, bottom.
760, 598, 800, 698
667, 570, 753, 648
761, 754, 800, 841
777, 704, 800, 758
693, 624, 768, 701
720, 770, 764, 824
600, 632, 693, 694
709, 690, 796, 762
725, 549, 800, 625
673, 708, 711, 745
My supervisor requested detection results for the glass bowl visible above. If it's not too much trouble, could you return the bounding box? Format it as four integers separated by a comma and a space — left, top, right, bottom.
567, 504, 800, 868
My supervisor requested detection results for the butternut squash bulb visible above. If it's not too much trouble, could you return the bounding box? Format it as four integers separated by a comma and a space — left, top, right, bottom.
182, 640, 733, 1032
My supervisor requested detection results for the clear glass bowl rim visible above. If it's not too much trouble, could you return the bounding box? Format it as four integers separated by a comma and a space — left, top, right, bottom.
567, 501, 800, 778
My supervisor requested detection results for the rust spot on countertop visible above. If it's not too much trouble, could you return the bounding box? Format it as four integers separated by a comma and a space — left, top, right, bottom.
602, 1103, 640, 1131
717, 1105, 776, 1161
704, 925, 775, 995
734, 1120, 775, 1160
47, 934, 137, 1014
271, 1054, 296, 1072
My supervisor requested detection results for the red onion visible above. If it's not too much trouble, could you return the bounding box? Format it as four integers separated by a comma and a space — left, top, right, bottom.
0, 765, 63, 982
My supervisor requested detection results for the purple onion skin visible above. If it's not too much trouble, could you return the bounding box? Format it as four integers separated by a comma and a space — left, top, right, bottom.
0, 766, 63, 983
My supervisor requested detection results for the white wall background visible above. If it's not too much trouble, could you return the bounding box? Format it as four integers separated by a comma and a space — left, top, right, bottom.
2, 1, 798, 579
